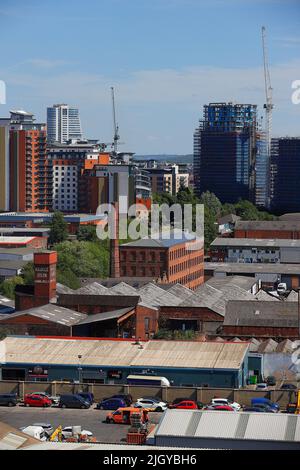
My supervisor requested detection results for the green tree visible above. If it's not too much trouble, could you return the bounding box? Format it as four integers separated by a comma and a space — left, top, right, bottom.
0, 276, 24, 299
49, 211, 68, 245
77, 225, 98, 242
199, 191, 222, 218
20, 262, 35, 284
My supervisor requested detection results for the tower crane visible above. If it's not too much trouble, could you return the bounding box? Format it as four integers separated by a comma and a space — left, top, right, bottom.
261, 26, 273, 206
111, 86, 120, 155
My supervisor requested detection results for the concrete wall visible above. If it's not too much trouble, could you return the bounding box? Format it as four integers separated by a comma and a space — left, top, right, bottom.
0, 380, 297, 408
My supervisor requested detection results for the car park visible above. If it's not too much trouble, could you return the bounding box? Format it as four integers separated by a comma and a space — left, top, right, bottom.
168, 400, 198, 410
0, 393, 18, 407
210, 398, 241, 411
134, 397, 168, 412
58, 394, 90, 409
96, 398, 127, 410
24, 394, 52, 408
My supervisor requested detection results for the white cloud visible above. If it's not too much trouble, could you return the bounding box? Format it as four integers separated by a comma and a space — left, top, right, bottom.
1, 60, 299, 152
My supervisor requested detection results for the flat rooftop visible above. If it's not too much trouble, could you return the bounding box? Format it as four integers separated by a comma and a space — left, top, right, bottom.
205, 262, 300, 275
0, 236, 36, 244
211, 238, 300, 248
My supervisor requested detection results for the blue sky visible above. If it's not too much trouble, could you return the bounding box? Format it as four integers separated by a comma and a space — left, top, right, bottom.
0, 0, 300, 153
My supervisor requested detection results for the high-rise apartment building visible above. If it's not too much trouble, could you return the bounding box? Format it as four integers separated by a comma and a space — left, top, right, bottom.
48, 141, 106, 212
0, 110, 50, 212
193, 102, 258, 203
47, 104, 82, 143
271, 137, 300, 213
0, 119, 10, 211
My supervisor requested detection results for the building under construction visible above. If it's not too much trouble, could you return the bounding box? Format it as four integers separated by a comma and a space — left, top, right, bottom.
193, 102, 263, 205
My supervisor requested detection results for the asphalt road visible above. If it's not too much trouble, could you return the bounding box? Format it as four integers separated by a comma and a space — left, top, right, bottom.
0, 405, 162, 443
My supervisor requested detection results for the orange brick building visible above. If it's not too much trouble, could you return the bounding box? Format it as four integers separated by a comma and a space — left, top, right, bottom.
119, 233, 204, 290
9, 127, 50, 212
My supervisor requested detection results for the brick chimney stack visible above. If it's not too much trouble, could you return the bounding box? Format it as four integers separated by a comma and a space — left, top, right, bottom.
110, 202, 120, 278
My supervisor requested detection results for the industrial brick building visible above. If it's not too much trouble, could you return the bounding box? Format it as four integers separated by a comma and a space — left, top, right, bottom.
234, 220, 300, 239
222, 300, 300, 339
0, 236, 47, 249
205, 262, 300, 290
119, 232, 204, 289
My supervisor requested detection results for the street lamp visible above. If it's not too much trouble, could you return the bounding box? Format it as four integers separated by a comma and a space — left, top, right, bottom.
77, 355, 82, 387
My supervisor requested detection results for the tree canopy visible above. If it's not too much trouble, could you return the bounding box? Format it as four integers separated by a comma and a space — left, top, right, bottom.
49, 211, 68, 245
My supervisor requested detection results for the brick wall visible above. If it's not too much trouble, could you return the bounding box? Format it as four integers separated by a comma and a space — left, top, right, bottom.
222, 325, 299, 338
235, 229, 300, 239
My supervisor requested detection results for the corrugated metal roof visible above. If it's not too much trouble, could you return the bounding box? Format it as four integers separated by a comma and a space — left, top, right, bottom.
235, 220, 300, 231
211, 237, 300, 248
1, 336, 249, 370
224, 300, 299, 327
0, 304, 87, 326
205, 262, 300, 275
0, 236, 36, 244
156, 410, 300, 443
76, 307, 134, 325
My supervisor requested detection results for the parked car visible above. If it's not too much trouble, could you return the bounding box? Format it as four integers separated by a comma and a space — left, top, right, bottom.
102, 394, 133, 406
96, 398, 127, 410
210, 398, 241, 411
204, 405, 234, 411
77, 392, 94, 404
0, 393, 17, 407
60, 426, 93, 440
256, 383, 269, 390
134, 397, 168, 412
31, 392, 59, 405
169, 400, 198, 410
106, 407, 147, 424
251, 397, 279, 413
242, 407, 267, 413
249, 403, 276, 413
58, 394, 90, 409
28, 423, 53, 437
280, 383, 297, 390
24, 394, 52, 408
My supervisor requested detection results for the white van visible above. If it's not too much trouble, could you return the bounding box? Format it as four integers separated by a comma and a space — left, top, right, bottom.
126, 375, 171, 387
21, 425, 47, 441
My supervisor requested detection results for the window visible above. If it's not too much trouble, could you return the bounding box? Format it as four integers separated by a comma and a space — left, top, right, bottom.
144, 317, 150, 332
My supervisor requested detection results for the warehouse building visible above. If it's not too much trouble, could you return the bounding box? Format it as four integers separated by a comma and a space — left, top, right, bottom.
205, 261, 300, 290
210, 237, 300, 264
234, 220, 300, 239
152, 409, 300, 450
0, 336, 250, 387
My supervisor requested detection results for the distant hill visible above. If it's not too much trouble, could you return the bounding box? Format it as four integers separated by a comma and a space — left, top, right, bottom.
133, 154, 193, 164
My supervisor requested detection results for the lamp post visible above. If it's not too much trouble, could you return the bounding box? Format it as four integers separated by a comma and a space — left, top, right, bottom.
77, 355, 82, 389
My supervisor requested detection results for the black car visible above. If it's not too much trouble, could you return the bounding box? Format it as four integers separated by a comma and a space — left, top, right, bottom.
59, 394, 90, 409
243, 406, 266, 413
0, 393, 17, 407
102, 394, 133, 406
280, 383, 297, 390
77, 392, 94, 404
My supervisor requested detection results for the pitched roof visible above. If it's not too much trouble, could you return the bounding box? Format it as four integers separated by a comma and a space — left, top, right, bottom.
0, 304, 87, 326
224, 300, 299, 327
1, 336, 249, 370
235, 220, 300, 231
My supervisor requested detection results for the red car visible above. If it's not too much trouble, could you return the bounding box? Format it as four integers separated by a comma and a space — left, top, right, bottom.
24, 394, 52, 408
169, 400, 198, 410
204, 405, 234, 411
